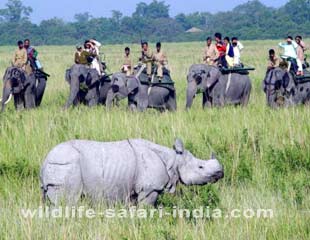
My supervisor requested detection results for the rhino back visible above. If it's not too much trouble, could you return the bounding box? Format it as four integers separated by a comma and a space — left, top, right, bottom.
72, 140, 138, 202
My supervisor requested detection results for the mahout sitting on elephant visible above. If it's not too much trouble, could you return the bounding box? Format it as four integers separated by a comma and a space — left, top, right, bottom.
106, 64, 176, 111
186, 64, 252, 109
263, 66, 310, 107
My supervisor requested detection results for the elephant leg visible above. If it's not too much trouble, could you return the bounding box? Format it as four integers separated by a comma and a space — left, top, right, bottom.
241, 84, 251, 107
203, 92, 212, 109
186, 82, 197, 110
86, 87, 99, 107
35, 77, 47, 107
137, 85, 149, 111
24, 83, 36, 109
64, 77, 80, 109
1, 81, 12, 112
128, 94, 138, 111
166, 93, 177, 112
14, 94, 24, 111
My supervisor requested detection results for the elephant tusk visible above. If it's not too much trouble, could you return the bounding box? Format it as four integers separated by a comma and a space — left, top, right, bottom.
0, 94, 12, 105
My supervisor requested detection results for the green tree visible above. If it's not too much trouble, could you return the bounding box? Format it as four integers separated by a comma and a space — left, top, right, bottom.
133, 0, 169, 19
74, 12, 92, 23
0, 0, 32, 23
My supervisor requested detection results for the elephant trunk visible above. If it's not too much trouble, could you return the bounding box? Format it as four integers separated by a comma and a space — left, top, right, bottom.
186, 81, 197, 110
106, 89, 116, 108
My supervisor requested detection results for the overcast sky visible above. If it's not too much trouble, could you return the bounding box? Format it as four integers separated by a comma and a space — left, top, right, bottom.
0, 0, 288, 23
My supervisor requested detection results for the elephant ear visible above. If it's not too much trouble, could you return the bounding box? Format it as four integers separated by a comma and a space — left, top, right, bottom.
127, 76, 139, 94
207, 67, 220, 88
3, 68, 10, 82
65, 69, 71, 84
283, 72, 294, 91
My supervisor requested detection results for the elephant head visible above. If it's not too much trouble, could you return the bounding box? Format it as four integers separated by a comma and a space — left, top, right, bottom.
106, 73, 140, 108
186, 64, 210, 109
64, 65, 100, 108
263, 67, 293, 107
1, 67, 32, 112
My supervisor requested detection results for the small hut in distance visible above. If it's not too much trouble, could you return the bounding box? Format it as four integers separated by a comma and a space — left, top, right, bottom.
186, 27, 203, 33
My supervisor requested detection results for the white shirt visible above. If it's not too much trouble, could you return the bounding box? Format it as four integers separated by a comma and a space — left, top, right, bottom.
278, 41, 298, 59
233, 41, 244, 65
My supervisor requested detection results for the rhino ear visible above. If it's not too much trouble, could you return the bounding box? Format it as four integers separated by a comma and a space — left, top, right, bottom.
211, 152, 216, 159
174, 138, 184, 154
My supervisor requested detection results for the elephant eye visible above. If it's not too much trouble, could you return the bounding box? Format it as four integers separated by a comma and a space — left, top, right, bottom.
199, 166, 204, 169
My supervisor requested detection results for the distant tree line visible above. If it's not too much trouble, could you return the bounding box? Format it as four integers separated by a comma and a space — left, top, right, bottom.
0, 0, 309, 45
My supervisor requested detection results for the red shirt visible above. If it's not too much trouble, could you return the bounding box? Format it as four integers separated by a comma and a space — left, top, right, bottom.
216, 42, 226, 57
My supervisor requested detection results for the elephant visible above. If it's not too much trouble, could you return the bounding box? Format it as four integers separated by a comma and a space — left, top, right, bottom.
106, 71, 177, 112
186, 64, 252, 109
1, 67, 37, 112
262, 67, 310, 107
40, 138, 224, 206
64, 64, 101, 108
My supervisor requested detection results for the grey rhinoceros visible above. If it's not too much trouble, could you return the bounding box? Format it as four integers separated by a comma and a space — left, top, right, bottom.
40, 139, 224, 206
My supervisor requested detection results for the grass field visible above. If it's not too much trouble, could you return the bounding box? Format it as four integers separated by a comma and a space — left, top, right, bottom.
0, 40, 310, 239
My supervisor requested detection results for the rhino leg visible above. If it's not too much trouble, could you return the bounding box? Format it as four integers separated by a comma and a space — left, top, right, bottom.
138, 191, 159, 206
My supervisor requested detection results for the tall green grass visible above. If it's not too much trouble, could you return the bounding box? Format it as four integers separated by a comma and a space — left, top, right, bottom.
0, 41, 309, 239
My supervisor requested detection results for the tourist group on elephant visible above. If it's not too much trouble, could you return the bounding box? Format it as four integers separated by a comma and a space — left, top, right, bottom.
1, 33, 310, 113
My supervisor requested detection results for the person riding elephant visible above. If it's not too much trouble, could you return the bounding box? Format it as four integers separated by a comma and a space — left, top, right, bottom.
64, 64, 101, 109
154, 42, 168, 81
140, 41, 154, 80
186, 64, 252, 109
262, 67, 310, 108
106, 71, 176, 112
1, 67, 36, 112
12, 40, 27, 70
24, 39, 48, 107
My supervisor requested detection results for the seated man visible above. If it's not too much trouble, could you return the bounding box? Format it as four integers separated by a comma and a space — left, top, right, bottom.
74, 45, 83, 64
267, 49, 280, 71
140, 41, 154, 80
214, 32, 227, 68
224, 37, 234, 68
12, 40, 27, 70
121, 47, 133, 76
153, 42, 168, 80
279, 36, 303, 75
76, 41, 95, 65
232, 37, 244, 67
203, 37, 219, 66
295, 36, 307, 68
24, 39, 41, 74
